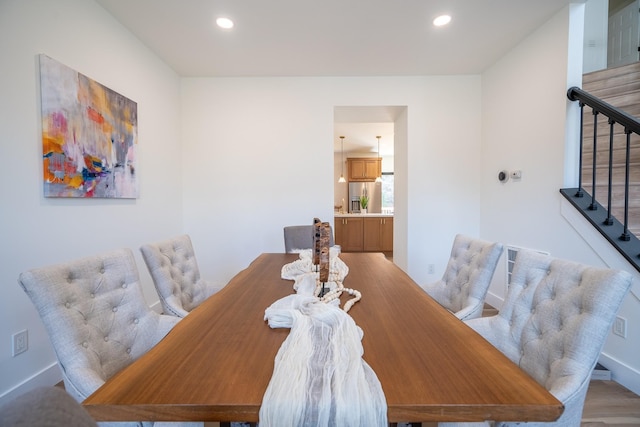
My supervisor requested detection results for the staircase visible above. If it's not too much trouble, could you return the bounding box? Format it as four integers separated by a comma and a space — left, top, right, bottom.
580, 62, 640, 235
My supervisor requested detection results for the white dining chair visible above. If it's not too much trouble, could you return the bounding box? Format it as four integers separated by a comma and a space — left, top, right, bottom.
18, 248, 201, 427
441, 248, 632, 427
140, 234, 224, 317
421, 234, 503, 320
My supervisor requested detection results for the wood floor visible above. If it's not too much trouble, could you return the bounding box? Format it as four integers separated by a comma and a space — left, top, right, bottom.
581, 380, 640, 426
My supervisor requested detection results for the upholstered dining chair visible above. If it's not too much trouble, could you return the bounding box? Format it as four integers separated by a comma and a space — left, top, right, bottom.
18, 248, 201, 427
0, 387, 97, 427
284, 225, 335, 253
421, 234, 503, 320
442, 248, 632, 427
140, 234, 224, 318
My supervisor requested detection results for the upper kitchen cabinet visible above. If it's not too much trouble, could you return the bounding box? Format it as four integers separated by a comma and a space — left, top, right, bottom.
348, 157, 381, 182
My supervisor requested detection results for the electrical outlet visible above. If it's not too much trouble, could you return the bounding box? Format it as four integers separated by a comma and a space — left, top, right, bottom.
427, 264, 435, 274
613, 316, 627, 338
12, 329, 28, 356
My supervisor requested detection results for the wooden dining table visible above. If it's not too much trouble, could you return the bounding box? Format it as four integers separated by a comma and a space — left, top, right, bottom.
83, 252, 563, 423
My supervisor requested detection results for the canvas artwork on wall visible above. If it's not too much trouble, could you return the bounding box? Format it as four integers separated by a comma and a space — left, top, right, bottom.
39, 54, 139, 198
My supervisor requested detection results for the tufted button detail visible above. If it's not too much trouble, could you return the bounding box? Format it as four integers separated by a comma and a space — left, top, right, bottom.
112, 307, 118, 313
133, 318, 139, 324
104, 336, 109, 342
121, 282, 127, 289
82, 341, 88, 348
126, 348, 131, 354
90, 293, 95, 298
100, 267, 105, 273
65, 302, 71, 308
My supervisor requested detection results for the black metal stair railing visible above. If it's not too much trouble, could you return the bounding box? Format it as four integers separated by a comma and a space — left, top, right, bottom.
563, 86, 640, 273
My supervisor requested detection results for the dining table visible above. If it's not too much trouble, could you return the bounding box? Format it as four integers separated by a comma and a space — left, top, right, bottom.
82, 252, 563, 423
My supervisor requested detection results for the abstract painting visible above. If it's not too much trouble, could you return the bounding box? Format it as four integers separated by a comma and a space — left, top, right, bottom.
39, 54, 138, 198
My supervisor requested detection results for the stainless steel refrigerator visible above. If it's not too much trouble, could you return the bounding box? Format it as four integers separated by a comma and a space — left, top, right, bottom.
348, 181, 382, 213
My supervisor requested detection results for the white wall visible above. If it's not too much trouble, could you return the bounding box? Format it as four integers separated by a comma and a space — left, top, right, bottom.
480, 4, 640, 394
583, 0, 609, 73
0, 0, 183, 402
180, 76, 482, 284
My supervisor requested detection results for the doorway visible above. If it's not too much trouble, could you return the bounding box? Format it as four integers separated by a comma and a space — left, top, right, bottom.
608, 0, 640, 67
333, 106, 408, 264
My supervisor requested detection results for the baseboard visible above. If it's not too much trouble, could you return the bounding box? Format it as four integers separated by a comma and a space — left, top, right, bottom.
150, 300, 162, 313
591, 363, 611, 381
484, 291, 504, 311
599, 353, 640, 395
0, 362, 61, 407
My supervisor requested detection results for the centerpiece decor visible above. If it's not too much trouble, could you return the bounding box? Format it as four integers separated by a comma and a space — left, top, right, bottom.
262, 217, 385, 425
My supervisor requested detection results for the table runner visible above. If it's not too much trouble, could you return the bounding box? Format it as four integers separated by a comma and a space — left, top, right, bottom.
259, 251, 387, 426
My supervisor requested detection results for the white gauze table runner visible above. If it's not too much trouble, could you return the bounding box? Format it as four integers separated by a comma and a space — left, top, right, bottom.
259, 250, 387, 426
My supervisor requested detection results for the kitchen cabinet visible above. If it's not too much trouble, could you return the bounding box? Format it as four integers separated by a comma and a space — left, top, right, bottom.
335, 215, 393, 254
348, 158, 381, 182
335, 217, 363, 252
363, 217, 394, 252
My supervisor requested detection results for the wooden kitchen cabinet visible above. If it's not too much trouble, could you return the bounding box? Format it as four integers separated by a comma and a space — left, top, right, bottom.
363, 217, 394, 253
334, 217, 363, 252
348, 158, 381, 181
334, 217, 364, 252
335, 216, 393, 254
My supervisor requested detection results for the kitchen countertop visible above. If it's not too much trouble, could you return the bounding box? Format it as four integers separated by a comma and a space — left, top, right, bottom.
334, 213, 394, 217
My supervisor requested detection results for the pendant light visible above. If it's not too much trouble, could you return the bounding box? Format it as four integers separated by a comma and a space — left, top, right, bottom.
338, 136, 346, 183
375, 135, 382, 183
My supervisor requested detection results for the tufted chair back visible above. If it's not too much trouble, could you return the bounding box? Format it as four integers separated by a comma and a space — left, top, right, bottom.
140, 235, 224, 317
456, 249, 633, 427
17, 249, 184, 426
284, 225, 335, 253
421, 234, 503, 320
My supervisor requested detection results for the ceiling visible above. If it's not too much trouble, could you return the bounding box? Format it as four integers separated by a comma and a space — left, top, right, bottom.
94, 0, 580, 154
334, 106, 404, 156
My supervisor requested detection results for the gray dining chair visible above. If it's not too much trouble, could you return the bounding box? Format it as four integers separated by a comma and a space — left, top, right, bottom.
140, 234, 224, 317
0, 387, 97, 427
441, 248, 632, 427
421, 234, 503, 320
18, 248, 201, 427
284, 224, 335, 253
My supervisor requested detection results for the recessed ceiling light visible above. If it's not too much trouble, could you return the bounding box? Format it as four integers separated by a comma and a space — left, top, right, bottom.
433, 15, 451, 27
216, 17, 234, 29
